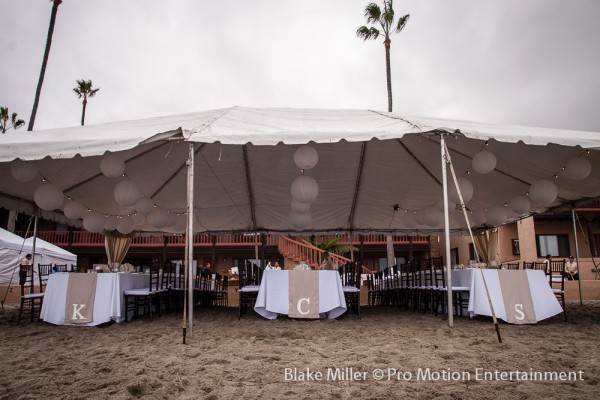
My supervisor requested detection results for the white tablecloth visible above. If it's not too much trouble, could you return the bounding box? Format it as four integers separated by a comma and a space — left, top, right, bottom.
254, 270, 347, 319
452, 269, 563, 322
39, 272, 149, 326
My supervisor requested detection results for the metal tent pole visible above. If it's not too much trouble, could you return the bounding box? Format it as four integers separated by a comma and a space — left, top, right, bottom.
572, 208, 583, 305
440, 135, 454, 328
187, 143, 195, 334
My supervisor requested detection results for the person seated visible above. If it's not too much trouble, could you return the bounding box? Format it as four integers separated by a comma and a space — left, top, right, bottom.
320, 252, 335, 270
565, 256, 579, 280
201, 262, 212, 275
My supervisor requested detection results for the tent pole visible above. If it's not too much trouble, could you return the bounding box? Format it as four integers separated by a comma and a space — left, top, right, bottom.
31, 211, 39, 278
440, 135, 453, 328
187, 143, 195, 335
572, 208, 583, 305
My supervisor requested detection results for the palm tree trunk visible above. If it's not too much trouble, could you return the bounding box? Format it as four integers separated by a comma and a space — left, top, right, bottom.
81, 98, 87, 126
28, 0, 62, 131
385, 39, 392, 112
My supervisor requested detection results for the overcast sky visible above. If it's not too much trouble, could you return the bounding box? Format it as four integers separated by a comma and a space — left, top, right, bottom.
1, 0, 599, 132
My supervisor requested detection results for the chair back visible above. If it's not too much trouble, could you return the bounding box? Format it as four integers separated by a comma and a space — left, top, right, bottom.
238, 261, 262, 288
161, 262, 175, 290
149, 261, 161, 292
548, 259, 566, 291
54, 264, 68, 272
433, 264, 446, 288
38, 263, 52, 292
20, 266, 35, 296
503, 262, 520, 270
221, 275, 229, 291
522, 261, 535, 270
339, 262, 360, 288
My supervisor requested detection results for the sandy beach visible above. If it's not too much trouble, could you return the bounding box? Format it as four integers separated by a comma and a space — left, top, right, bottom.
1, 302, 598, 399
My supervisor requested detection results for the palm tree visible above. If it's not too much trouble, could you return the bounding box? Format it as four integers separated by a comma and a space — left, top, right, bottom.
73, 79, 100, 126
357, 0, 409, 112
28, 0, 63, 131
307, 235, 358, 256
0, 107, 25, 133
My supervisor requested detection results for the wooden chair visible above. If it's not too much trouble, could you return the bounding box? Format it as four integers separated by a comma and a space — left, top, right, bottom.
238, 261, 262, 319
433, 264, 470, 317
38, 263, 52, 292
338, 262, 361, 318
502, 262, 520, 270
17, 266, 44, 324
53, 263, 68, 272
123, 262, 161, 321
216, 275, 229, 306
522, 261, 536, 270
548, 260, 567, 321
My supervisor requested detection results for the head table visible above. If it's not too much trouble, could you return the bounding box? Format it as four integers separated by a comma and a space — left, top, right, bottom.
254, 270, 347, 319
39, 272, 149, 326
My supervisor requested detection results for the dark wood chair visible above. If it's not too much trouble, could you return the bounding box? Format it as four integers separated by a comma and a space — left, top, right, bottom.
53, 263, 68, 272
522, 261, 536, 269
238, 261, 263, 319
338, 262, 361, 318
433, 264, 470, 317
17, 265, 45, 324
123, 262, 161, 321
548, 260, 567, 321
502, 262, 520, 270
38, 263, 52, 292
216, 275, 229, 306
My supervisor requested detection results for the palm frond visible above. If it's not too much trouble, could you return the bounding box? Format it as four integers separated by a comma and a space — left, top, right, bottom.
364, 3, 381, 24
356, 26, 379, 40
11, 113, 25, 130
328, 244, 359, 256
395, 14, 410, 33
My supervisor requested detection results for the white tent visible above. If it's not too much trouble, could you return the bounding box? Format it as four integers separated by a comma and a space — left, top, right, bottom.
0, 228, 77, 285
0, 107, 599, 234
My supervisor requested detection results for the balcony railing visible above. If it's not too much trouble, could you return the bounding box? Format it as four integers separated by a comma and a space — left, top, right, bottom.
14, 231, 427, 247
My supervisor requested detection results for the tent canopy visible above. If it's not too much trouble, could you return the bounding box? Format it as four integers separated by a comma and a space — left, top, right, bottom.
1, 107, 599, 234
0, 228, 77, 285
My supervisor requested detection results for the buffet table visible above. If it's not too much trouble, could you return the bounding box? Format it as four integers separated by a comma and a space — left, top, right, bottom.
452, 268, 563, 323
254, 270, 347, 319
40, 272, 149, 326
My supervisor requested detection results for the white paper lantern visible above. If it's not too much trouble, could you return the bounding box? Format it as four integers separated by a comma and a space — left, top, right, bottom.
147, 207, 169, 229
290, 176, 319, 203
172, 215, 188, 233
83, 212, 105, 233
293, 145, 319, 170
424, 206, 443, 227
414, 210, 426, 225
471, 151, 497, 175
114, 180, 142, 206
290, 212, 311, 230
10, 160, 39, 182
399, 211, 416, 228
471, 210, 486, 226
448, 177, 474, 204
165, 212, 178, 228
117, 216, 135, 234
134, 197, 154, 215
132, 213, 146, 225
291, 199, 311, 213
435, 198, 457, 212
508, 195, 531, 214
529, 179, 558, 206
100, 152, 125, 178
104, 215, 119, 230
565, 157, 592, 180
485, 206, 508, 226
63, 200, 86, 220
34, 183, 64, 211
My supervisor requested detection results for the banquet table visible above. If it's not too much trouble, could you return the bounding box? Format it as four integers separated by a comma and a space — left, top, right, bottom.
452, 268, 563, 323
254, 270, 347, 319
40, 272, 149, 326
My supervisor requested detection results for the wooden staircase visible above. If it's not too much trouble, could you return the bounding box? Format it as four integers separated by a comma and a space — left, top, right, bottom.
277, 236, 373, 273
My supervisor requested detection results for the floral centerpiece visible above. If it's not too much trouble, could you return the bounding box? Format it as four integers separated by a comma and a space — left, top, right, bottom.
120, 263, 136, 273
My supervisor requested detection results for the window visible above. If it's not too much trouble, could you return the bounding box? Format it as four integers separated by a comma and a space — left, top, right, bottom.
469, 243, 477, 262
536, 234, 569, 257
512, 239, 520, 255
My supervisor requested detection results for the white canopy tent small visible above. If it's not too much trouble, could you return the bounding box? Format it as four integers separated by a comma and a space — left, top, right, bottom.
1, 107, 599, 333
0, 227, 77, 286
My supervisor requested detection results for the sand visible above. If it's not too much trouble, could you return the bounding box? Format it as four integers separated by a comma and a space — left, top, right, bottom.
1, 302, 599, 400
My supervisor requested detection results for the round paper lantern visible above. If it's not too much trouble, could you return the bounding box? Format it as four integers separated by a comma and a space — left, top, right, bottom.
83, 212, 105, 233
100, 152, 125, 178
172, 215, 188, 233
10, 160, 39, 182
117, 216, 135, 234
399, 211, 416, 228
424, 206, 443, 227
63, 200, 86, 220
165, 212, 177, 228
147, 207, 169, 229
34, 183, 64, 211
448, 177, 474, 204
104, 215, 119, 231
293, 145, 319, 170
291, 199, 311, 213
471, 210, 486, 226
414, 210, 426, 225
132, 213, 146, 225
290, 176, 319, 203
529, 179, 558, 206
485, 206, 508, 226
134, 197, 154, 215
290, 212, 311, 230
471, 151, 497, 175
508, 195, 531, 214
114, 180, 142, 206
565, 157, 592, 180
435, 198, 457, 212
